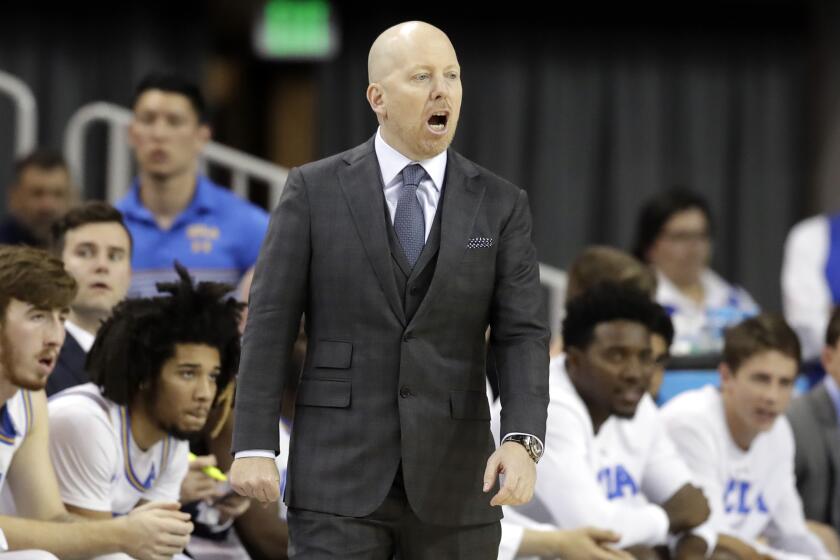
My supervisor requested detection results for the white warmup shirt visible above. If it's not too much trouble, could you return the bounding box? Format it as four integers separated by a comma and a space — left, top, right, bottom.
782, 214, 840, 361
47, 383, 189, 515
0, 390, 33, 493
656, 269, 758, 356
662, 386, 830, 560
492, 357, 706, 558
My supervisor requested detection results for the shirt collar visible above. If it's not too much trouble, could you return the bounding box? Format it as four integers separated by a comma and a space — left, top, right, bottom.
64, 320, 96, 353
823, 375, 840, 423
122, 176, 214, 222
374, 128, 446, 192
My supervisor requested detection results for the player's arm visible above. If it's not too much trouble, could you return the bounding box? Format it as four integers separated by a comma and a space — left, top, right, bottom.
46, 394, 118, 518
537, 404, 670, 547
518, 527, 632, 559
0, 503, 193, 560
5, 391, 70, 521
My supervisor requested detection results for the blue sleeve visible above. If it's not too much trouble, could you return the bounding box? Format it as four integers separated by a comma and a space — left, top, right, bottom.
236, 203, 270, 271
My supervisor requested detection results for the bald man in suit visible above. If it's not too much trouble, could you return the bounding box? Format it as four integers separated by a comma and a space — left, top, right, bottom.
230, 21, 549, 559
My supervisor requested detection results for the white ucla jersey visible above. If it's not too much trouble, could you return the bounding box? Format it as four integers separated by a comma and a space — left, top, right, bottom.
492, 356, 679, 549
0, 390, 33, 493
662, 385, 829, 559
47, 383, 189, 515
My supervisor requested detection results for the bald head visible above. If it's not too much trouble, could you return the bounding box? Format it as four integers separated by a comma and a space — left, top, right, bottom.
365, 21, 462, 161
368, 21, 453, 83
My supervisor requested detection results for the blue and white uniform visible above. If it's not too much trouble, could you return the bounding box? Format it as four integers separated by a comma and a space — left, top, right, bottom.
656, 269, 758, 356
47, 383, 188, 515
0, 390, 33, 492
662, 385, 830, 559
782, 214, 840, 360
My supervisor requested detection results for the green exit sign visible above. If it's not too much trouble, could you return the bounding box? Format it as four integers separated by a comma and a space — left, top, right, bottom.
253, 0, 339, 60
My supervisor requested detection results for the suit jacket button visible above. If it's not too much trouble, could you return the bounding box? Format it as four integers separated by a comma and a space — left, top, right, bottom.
410, 285, 421, 295
399, 386, 412, 398
403, 333, 413, 341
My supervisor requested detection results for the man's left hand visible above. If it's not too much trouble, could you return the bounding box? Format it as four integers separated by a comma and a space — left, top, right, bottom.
483, 441, 536, 506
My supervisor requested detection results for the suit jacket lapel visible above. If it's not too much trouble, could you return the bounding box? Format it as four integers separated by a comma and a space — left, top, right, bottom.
58, 333, 88, 385
409, 150, 484, 327
338, 140, 406, 325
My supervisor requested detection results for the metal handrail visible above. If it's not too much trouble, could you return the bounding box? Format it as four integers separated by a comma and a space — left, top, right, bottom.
539, 262, 568, 337
63, 102, 289, 208
0, 69, 37, 157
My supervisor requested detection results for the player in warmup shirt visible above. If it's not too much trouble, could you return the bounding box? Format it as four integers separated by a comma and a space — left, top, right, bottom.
47, 264, 242, 520
495, 285, 712, 559
662, 314, 831, 559
0, 246, 193, 559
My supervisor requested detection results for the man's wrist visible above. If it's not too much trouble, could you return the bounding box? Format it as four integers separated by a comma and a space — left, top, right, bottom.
674, 534, 708, 560
501, 433, 543, 463
105, 516, 130, 554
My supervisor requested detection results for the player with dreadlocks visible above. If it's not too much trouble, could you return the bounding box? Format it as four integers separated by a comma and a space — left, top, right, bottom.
46, 263, 243, 527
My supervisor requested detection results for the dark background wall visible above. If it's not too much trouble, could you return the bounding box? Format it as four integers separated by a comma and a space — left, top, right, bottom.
0, 0, 834, 313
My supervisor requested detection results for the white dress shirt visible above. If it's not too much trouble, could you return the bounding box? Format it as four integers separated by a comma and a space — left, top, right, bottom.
375, 128, 446, 241
64, 320, 96, 353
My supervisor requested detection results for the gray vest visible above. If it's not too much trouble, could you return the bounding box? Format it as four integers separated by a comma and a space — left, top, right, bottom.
385, 195, 444, 323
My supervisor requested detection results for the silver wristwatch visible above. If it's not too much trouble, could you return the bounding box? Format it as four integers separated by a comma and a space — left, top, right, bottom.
502, 434, 544, 463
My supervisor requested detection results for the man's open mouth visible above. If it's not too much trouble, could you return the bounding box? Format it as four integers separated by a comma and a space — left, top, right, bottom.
428, 113, 448, 131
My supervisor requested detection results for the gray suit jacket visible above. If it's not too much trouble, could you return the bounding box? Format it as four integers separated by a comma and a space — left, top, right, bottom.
787, 383, 840, 532
232, 138, 549, 526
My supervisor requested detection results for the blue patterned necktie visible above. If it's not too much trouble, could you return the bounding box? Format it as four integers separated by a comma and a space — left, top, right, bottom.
394, 164, 426, 267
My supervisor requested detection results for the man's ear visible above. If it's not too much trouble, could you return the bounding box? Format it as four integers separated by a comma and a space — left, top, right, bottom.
366, 83, 386, 119
821, 345, 834, 373
127, 120, 140, 149
719, 361, 734, 387
194, 123, 211, 153
565, 347, 582, 378
6, 183, 20, 209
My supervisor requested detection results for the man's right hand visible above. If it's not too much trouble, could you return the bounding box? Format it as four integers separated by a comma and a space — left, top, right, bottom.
180, 454, 221, 503
662, 483, 710, 534
230, 457, 281, 503
121, 501, 193, 560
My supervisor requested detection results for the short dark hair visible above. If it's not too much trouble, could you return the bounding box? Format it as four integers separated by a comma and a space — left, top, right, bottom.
826, 307, 840, 348
563, 283, 661, 351
86, 263, 242, 406
723, 314, 801, 373
650, 304, 675, 348
632, 188, 713, 262
0, 245, 76, 319
565, 246, 656, 304
14, 149, 69, 184
50, 201, 133, 256
132, 72, 207, 122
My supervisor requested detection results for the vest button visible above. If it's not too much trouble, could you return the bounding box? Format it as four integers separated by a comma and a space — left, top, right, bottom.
399, 386, 412, 398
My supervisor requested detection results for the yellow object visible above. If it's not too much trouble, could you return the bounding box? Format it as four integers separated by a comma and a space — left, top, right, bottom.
188, 452, 228, 482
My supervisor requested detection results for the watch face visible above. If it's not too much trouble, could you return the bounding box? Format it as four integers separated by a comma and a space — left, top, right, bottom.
530, 438, 544, 457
